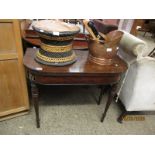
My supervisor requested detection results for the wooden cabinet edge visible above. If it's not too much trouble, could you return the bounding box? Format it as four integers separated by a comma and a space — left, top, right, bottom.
0, 106, 29, 118
13, 20, 30, 109
0, 19, 13, 23
0, 111, 29, 122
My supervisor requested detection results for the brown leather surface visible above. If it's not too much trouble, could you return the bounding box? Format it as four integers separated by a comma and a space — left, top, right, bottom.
32, 20, 80, 32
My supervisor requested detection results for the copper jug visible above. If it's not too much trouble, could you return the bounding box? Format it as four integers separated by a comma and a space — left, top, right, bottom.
88, 30, 124, 65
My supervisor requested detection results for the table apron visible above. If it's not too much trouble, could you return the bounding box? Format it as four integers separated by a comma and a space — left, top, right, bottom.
31, 75, 121, 85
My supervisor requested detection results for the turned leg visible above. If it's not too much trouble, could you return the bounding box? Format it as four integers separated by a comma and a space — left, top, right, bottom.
101, 84, 117, 122
97, 86, 104, 105
97, 85, 109, 105
31, 82, 40, 128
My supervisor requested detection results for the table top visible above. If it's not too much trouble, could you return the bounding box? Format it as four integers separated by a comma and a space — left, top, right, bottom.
23, 48, 127, 76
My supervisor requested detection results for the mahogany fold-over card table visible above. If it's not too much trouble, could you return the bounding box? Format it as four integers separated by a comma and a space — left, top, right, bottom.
23, 48, 127, 128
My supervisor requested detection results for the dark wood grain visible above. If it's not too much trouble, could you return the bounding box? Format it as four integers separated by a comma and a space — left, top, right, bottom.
33, 75, 120, 85
31, 82, 40, 128
101, 83, 118, 122
24, 48, 127, 75
23, 48, 127, 128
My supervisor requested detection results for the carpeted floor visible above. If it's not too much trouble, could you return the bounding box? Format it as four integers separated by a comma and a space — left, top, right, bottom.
0, 31, 155, 135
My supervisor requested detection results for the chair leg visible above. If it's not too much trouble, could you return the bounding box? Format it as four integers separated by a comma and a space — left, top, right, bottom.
117, 110, 128, 123
148, 47, 155, 57
143, 31, 147, 37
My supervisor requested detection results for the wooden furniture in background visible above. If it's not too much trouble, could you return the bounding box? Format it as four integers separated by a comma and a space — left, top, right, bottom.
130, 19, 155, 39
0, 19, 29, 120
130, 19, 151, 36
23, 48, 127, 128
93, 19, 119, 34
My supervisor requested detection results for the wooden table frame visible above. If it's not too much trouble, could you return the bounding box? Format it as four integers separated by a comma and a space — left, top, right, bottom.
24, 48, 127, 128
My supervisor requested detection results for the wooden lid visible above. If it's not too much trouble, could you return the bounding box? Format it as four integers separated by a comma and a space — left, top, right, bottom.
32, 20, 80, 33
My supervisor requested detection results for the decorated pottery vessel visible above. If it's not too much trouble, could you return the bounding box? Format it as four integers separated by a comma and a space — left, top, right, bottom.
88, 30, 124, 65
32, 20, 80, 66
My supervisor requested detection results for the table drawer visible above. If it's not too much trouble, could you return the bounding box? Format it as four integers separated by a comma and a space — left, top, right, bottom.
33, 75, 120, 85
